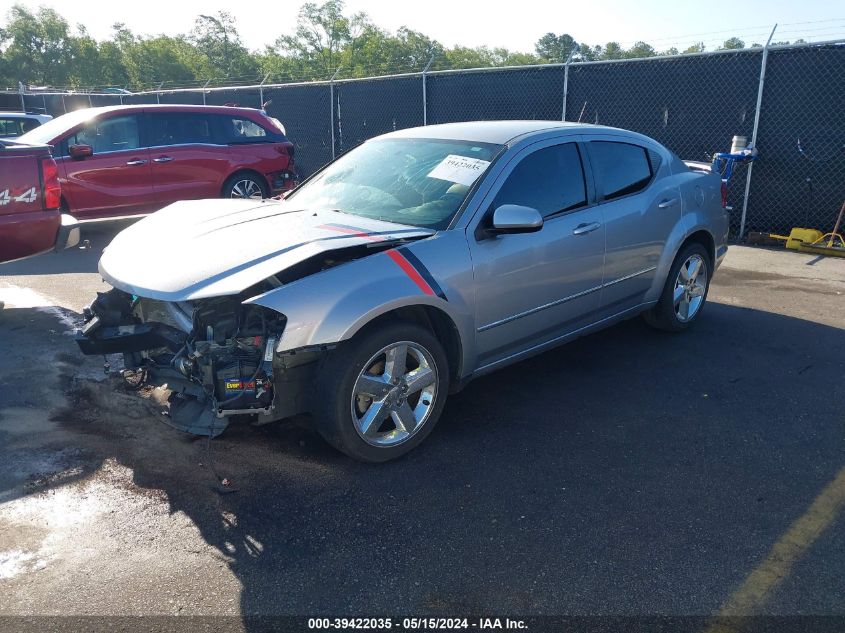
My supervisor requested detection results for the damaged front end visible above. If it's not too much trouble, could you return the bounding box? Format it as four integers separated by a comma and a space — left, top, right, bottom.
75, 287, 315, 437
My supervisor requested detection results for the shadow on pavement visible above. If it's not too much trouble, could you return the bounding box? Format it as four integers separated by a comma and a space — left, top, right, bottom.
0, 219, 137, 276
0, 300, 843, 621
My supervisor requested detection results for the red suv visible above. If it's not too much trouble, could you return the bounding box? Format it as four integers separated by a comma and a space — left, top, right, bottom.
17, 105, 297, 220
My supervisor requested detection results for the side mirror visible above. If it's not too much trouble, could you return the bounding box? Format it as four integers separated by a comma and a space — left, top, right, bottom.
490, 204, 544, 234
69, 144, 93, 160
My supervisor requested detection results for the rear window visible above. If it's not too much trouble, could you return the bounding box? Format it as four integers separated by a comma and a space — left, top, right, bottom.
215, 116, 273, 144
589, 141, 653, 200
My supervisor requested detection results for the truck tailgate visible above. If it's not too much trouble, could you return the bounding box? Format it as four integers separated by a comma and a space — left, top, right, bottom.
0, 141, 62, 263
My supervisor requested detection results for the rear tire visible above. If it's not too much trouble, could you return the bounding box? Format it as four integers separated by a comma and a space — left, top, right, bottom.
313, 322, 450, 462
643, 243, 711, 332
222, 173, 269, 200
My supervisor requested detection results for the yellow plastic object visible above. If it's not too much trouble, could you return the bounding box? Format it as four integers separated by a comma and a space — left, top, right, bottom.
785, 228, 824, 251
798, 232, 845, 257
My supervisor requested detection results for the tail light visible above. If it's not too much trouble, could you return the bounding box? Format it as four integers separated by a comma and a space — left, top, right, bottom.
275, 141, 295, 158
40, 157, 61, 210
720, 180, 728, 209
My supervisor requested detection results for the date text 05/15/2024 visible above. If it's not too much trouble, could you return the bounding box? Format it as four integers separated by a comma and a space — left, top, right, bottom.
307, 618, 528, 630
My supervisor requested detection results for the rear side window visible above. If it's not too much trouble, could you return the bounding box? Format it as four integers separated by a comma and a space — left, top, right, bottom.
214, 116, 271, 144
148, 113, 214, 146
492, 143, 587, 218
70, 115, 141, 153
0, 118, 25, 137
589, 141, 653, 200
0, 117, 40, 137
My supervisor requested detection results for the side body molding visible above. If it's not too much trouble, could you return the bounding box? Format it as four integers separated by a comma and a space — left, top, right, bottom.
245, 231, 478, 377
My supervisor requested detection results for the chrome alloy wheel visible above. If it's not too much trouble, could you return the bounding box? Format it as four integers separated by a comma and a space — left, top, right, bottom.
674, 254, 708, 322
351, 342, 438, 447
230, 179, 263, 199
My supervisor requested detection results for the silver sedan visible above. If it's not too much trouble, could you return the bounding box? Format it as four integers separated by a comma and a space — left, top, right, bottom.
76, 121, 728, 461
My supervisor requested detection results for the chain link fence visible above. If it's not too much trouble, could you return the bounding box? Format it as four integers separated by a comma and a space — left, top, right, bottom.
2, 40, 843, 238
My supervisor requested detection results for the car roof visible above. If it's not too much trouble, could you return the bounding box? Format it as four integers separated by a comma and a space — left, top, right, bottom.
0, 111, 51, 118
51, 104, 265, 116
380, 120, 630, 145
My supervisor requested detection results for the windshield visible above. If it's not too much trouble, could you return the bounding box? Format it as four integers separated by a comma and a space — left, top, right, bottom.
287, 137, 503, 229
17, 108, 103, 145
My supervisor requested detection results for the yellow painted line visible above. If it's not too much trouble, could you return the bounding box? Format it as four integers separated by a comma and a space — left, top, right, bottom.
706, 465, 845, 633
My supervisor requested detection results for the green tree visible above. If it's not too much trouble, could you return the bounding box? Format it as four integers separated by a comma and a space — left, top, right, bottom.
535, 32, 578, 62
0, 5, 74, 86
0, 0, 782, 91
120, 34, 201, 89
625, 41, 656, 59
274, 0, 353, 77
68, 26, 102, 87
683, 42, 706, 54
97, 40, 131, 87
721, 37, 745, 49
576, 43, 601, 61
190, 12, 258, 79
600, 42, 625, 60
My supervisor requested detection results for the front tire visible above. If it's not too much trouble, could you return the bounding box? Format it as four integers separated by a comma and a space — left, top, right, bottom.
643, 243, 711, 332
313, 322, 450, 462
222, 173, 269, 200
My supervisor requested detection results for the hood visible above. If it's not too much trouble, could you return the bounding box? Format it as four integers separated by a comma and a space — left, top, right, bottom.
99, 199, 434, 301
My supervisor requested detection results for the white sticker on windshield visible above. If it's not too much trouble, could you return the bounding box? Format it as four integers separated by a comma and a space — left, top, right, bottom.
427, 155, 491, 187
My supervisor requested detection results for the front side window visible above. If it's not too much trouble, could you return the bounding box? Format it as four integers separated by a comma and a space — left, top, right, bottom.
70, 115, 140, 154
492, 143, 587, 218
286, 138, 503, 229
148, 113, 214, 146
589, 141, 653, 200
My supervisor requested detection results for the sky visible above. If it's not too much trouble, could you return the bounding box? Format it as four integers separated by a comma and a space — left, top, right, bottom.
1, 0, 843, 54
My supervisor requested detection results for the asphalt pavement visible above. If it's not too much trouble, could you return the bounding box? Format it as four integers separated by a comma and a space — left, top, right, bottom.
0, 223, 844, 631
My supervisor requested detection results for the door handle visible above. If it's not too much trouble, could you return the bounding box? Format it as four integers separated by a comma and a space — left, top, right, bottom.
572, 222, 601, 236
153, 156, 174, 163
658, 198, 678, 209
125, 159, 148, 166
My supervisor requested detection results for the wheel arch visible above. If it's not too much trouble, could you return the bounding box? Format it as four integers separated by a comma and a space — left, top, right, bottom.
349, 304, 464, 388
221, 168, 269, 197
680, 228, 716, 268
646, 223, 717, 304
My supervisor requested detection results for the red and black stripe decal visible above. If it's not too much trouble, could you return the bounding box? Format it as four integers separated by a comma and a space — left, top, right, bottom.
319, 223, 446, 300
317, 223, 387, 242
387, 247, 448, 301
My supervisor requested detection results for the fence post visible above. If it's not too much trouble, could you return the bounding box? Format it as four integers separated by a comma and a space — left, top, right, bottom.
202, 79, 211, 105
422, 55, 434, 125
18, 82, 25, 112
330, 67, 341, 160
739, 24, 777, 239
259, 73, 270, 108
561, 49, 576, 121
